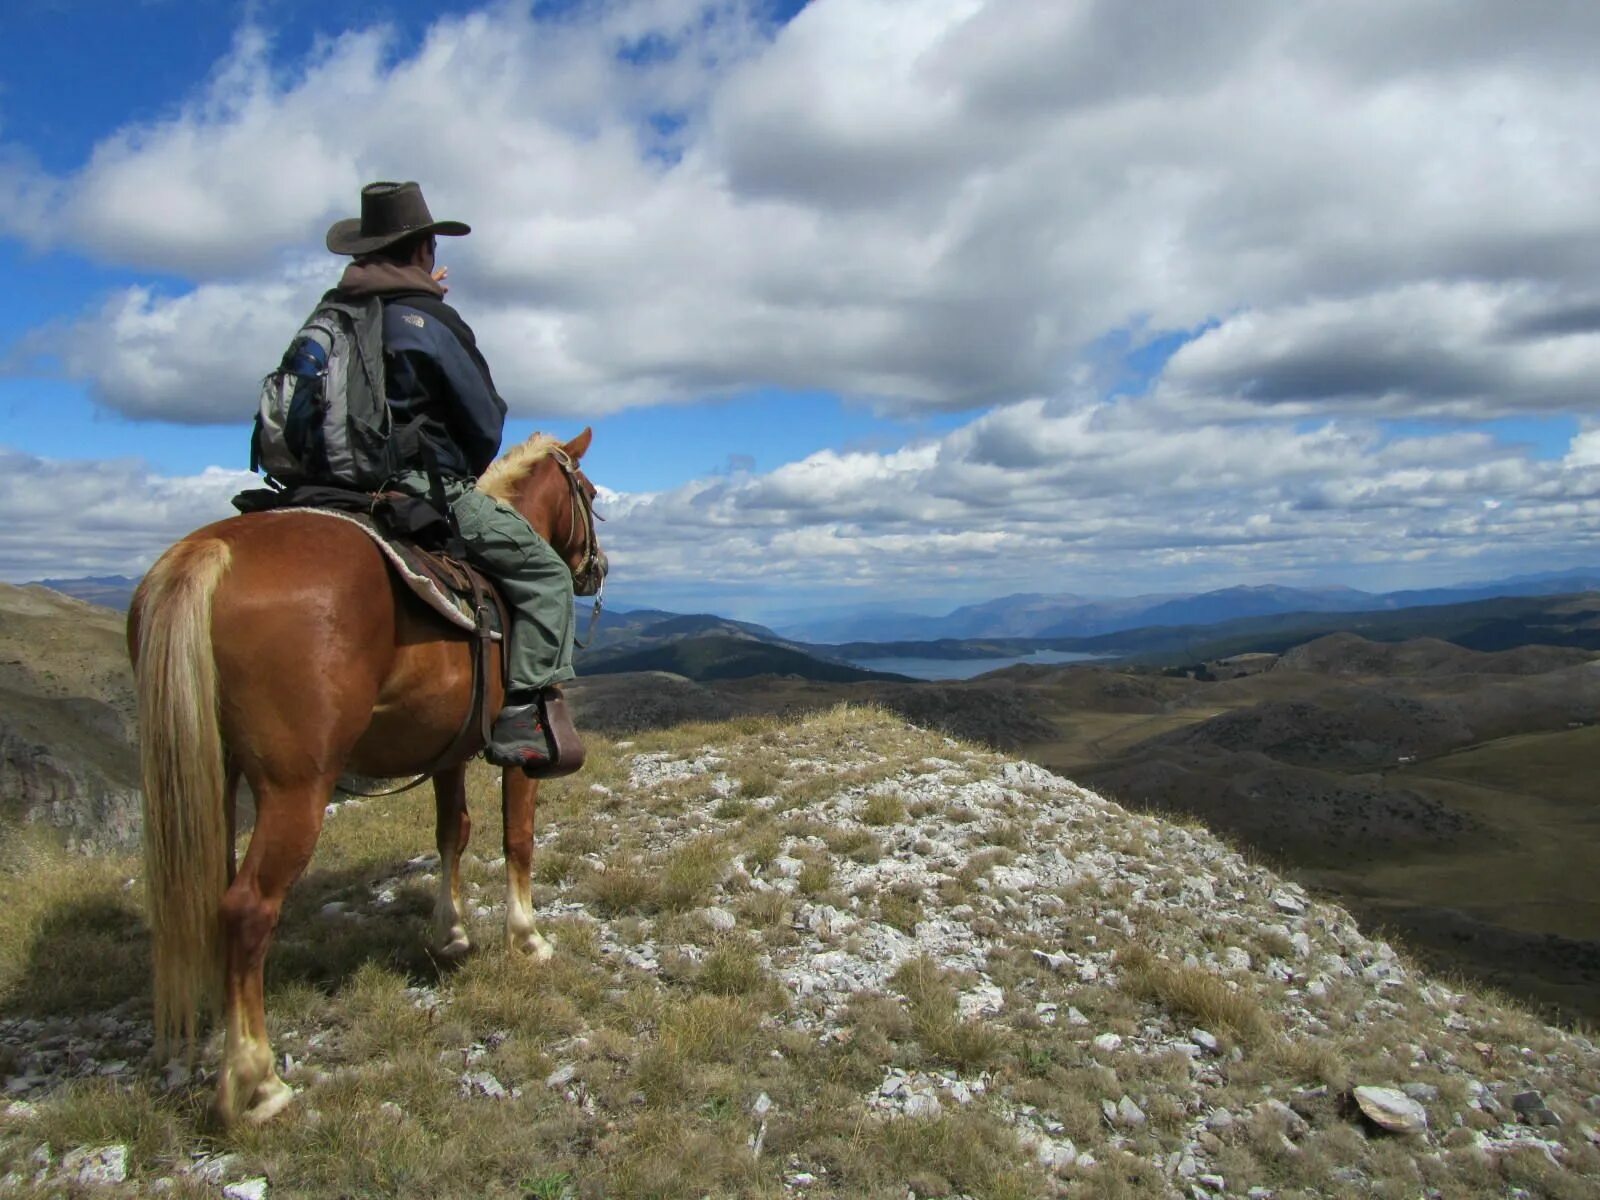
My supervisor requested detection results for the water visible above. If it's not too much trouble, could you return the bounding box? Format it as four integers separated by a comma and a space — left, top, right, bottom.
844, 649, 1107, 681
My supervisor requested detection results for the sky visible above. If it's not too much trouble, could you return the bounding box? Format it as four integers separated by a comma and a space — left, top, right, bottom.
2, 0, 1598, 624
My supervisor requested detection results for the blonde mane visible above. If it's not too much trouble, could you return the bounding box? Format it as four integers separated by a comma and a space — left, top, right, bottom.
477, 433, 562, 503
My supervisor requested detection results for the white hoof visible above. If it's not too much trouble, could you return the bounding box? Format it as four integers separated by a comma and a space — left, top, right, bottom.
242, 1076, 296, 1125
511, 929, 555, 961
436, 927, 473, 961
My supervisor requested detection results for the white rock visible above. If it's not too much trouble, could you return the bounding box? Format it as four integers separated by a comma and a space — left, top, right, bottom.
903, 1091, 942, 1118
1271, 891, 1307, 916
186, 1154, 243, 1184
1353, 1086, 1428, 1134
701, 908, 736, 932
224, 1179, 269, 1200
62, 1144, 127, 1186
459, 1071, 508, 1100
545, 1064, 577, 1089
1092, 1033, 1123, 1054
957, 982, 1004, 1019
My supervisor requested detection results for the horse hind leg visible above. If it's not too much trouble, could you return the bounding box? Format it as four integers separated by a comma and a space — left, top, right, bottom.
214, 773, 330, 1126
503, 770, 553, 960
432, 764, 473, 961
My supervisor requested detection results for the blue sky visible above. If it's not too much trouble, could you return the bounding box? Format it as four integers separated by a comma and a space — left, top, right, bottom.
2, 1, 1597, 622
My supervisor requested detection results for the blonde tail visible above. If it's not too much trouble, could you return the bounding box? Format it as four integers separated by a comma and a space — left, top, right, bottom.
132, 537, 232, 1059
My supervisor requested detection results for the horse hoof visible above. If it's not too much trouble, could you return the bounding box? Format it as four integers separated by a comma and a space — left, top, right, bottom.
511, 930, 555, 961
242, 1076, 296, 1125
437, 934, 473, 962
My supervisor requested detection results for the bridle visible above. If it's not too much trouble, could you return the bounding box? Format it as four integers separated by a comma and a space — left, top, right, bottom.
549, 447, 606, 645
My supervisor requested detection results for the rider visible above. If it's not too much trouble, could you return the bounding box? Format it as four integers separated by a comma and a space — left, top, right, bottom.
324, 180, 573, 771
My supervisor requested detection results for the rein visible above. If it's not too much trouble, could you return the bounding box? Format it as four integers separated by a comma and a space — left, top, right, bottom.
550, 447, 606, 648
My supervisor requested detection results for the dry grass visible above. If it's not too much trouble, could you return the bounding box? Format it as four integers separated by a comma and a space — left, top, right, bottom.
1116, 944, 1274, 1047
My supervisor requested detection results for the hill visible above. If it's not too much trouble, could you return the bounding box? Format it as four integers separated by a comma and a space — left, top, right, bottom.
0, 584, 139, 849
1, 708, 1596, 1197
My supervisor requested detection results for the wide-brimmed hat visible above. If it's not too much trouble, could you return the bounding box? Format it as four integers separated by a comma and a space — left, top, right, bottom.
325, 181, 471, 256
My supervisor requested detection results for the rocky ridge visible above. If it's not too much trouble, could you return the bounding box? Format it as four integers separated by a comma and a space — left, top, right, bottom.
1, 709, 1597, 1197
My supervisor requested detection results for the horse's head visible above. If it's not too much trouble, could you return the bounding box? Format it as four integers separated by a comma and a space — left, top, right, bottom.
478, 428, 608, 597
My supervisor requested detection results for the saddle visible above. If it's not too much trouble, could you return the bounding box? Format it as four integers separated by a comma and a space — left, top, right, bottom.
232, 485, 585, 778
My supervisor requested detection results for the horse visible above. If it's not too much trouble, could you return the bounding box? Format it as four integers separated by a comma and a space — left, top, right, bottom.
127, 427, 606, 1126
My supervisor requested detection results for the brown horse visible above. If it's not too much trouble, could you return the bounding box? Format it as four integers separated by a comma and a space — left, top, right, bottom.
128, 428, 605, 1126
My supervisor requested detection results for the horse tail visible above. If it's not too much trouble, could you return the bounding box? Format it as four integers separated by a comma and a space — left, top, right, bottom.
132, 536, 232, 1059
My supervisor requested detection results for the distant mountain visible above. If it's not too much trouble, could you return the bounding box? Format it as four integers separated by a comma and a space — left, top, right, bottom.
581, 634, 910, 683
27, 575, 141, 611
779, 571, 1600, 643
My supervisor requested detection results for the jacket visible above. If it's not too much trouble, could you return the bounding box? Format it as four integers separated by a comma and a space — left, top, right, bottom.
336, 260, 508, 478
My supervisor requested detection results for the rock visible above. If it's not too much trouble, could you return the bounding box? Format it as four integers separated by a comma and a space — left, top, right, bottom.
1092, 1033, 1123, 1054
701, 907, 736, 932
224, 1179, 270, 1200
459, 1071, 508, 1100
957, 982, 1004, 1019
1401, 1082, 1439, 1103
1189, 1029, 1220, 1054
1221, 947, 1252, 972
3, 1101, 37, 1120
1352, 1086, 1428, 1135
1512, 1090, 1562, 1127
1031, 949, 1071, 972
752, 1091, 773, 1118
903, 1090, 942, 1118
1270, 891, 1306, 916
186, 1154, 243, 1184
61, 1144, 128, 1186
545, 1064, 577, 1089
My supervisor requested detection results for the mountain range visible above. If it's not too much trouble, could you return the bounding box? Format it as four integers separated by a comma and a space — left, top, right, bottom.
779, 570, 1600, 642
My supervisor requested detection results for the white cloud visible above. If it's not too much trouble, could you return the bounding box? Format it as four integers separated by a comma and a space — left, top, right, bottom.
0, 449, 253, 580
4, 0, 1599, 423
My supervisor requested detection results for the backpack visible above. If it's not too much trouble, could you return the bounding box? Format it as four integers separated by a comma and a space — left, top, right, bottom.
251, 293, 398, 490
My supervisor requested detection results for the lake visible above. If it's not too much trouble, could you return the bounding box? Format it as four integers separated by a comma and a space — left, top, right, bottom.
844, 649, 1107, 681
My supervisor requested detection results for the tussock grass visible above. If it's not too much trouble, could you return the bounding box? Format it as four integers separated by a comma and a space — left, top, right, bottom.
1116, 944, 1274, 1046
860, 791, 906, 827
893, 957, 1007, 1071
655, 835, 725, 911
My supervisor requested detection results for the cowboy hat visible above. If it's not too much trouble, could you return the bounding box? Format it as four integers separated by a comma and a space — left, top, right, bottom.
325, 180, 471, 256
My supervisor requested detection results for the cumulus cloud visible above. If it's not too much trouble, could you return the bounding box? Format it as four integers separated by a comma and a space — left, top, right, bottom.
5, 0, 1600, 422
0, 449, 253, 580
6, 393, 1597, 597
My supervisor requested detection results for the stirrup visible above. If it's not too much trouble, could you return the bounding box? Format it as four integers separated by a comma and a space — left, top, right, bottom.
525, 689, 585, 779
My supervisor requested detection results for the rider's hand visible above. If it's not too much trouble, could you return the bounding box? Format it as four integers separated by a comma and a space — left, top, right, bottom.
432, 265, 449, 293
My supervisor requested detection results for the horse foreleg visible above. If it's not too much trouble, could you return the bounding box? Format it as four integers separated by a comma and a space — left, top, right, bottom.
431, 763, 473, 961
503, 770, 553, 960
215, 775, 328, 1126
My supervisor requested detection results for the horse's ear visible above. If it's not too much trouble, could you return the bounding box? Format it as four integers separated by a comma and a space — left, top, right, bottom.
564, 427, 593, 460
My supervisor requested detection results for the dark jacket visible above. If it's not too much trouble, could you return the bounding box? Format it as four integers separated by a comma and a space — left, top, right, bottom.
336, 260, 507, 478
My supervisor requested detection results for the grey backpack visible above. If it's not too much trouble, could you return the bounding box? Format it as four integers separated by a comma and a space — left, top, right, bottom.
252, 293, 397, 490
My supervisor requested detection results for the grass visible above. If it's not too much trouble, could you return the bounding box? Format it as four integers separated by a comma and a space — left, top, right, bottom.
5, 703, 1600, 1200
1116, 943, 1274, 1047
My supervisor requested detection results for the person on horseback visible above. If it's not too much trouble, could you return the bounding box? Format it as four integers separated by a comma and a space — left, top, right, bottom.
323, 180, 574, 771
